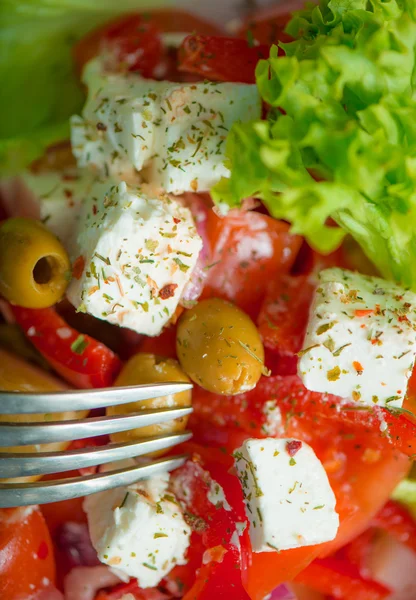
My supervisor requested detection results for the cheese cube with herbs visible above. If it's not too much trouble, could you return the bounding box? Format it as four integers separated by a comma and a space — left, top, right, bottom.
71, 57, 261, 194
66, 178, 202, 336
234, 438, 339, 553
298, 268, 416, 408
84, 473, 191, 587
1, 169, 93, 252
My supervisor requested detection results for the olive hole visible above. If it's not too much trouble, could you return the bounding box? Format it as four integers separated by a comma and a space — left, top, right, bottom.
33, 256, 54, 284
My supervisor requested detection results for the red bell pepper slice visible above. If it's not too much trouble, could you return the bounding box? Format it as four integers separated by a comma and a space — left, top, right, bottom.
178, 35, 270, 83
11, 305, 121, 388
295, 557, 390, 600
372, 500, 416, 554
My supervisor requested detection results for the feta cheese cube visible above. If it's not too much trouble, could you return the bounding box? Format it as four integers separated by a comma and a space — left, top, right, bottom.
0, 170, 93, 252
298, 268, 416, 407
71, 58, 261, 193
84, 474, 191, 587
234, 438, 339, 553
66, 178, 202, 336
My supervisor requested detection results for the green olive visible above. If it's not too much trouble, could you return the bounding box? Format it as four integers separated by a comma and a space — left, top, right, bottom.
176, 298, 265, 395
107, 353, 192, 456
0, 217, 70, 308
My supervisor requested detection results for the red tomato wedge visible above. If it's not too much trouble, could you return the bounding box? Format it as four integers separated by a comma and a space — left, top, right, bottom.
203, 210, 302, 318
11, 305, 121, 388
0, 508, 55, 600
74, 9, 223, 76
258, 274, 315, 356
190, 374, 410, 599
294, 557, 390, 600
372, 500, 416, 554
178, 35, 270, 83
235, 1, 305, 45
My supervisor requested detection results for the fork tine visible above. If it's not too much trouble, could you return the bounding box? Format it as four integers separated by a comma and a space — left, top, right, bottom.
0, 455, 188, 507
0, 431, 192, 478
0, 406, 193, 447
0, 382, 192, 414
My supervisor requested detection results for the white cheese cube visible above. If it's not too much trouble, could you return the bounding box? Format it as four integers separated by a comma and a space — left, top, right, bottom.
298, 268, 416, 408
66, 178, 202, 336
0, 170, 93, 252
234, 438, 339, 553
146, 80, 260, 194
84, 475, 191, 588
71, 58, 261, 193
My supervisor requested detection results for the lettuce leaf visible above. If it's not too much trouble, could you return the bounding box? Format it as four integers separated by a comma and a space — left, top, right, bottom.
212, 0, 416, 288
0, 0, 165, 177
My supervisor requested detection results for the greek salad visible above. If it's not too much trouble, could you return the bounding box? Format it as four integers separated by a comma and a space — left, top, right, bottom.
1, 1, 416, 600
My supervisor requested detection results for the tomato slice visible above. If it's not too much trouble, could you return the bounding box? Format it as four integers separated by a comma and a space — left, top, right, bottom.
258, 274, 314, 356
295, 557, 390, 600
372, 500, 416, 554
202, 210, 302, 319
11, 305, 121, 388
178, 35, 270, 83
74, 9, 224, 77
189, 374, 410, 599
0, 507, 55, 599
235, 2, 304, 45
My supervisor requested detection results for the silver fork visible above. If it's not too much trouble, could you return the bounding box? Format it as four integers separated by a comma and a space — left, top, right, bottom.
0, 383, 192, 508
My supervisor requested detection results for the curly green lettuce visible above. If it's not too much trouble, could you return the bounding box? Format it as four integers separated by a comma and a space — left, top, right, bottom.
212, 0, 416, 288
0, 0, 165, 177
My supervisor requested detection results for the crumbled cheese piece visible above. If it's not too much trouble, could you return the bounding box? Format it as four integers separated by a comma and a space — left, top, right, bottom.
207, 479, 231, 511
84, 474, 191, 588
261, 400, 284, 436
234, 438, 339, 553
66, 178, 202, 336
298, 268, 416, 408
71, 57, 261, 193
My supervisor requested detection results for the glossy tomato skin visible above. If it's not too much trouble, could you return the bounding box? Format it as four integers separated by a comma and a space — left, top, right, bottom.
178, 35, 269, 83
0, 507, 55, 600
202, 210, 302, 319
189, 374, 410, 600
73, 9, 224, 77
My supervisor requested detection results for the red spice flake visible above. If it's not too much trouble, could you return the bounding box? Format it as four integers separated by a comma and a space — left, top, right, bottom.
72, 255, 85, 280
398, 315, 409, 323
115, 274, 124, 297
96, 121, 107, 131
37, 541, 49, 560
286, 440, 302, 457
92, 204, 97, 215
173, 217, 181, 224
159, 283, 178, 300
63, 188, 73, 199
353, 361, 364, 374
355, 309, 373, 317
374, 304, 382, 315
88, 286, 99, 296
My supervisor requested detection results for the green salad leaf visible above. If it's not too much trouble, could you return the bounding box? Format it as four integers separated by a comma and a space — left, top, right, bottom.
212, 0, 416, 288
0, 0, 165, 177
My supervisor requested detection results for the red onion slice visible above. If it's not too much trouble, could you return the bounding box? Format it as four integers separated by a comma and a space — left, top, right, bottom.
56, 522, 100, 569
64, 565, 122, 600
269, 584, 297, 600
